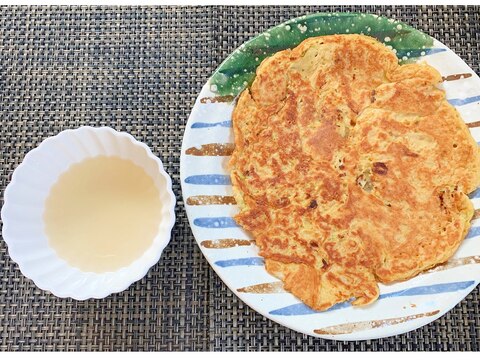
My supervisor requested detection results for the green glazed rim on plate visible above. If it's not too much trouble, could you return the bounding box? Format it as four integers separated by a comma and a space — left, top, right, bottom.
210, 12, 434, 97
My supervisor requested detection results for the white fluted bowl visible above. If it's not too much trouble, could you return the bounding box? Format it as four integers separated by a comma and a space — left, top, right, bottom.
1, 126, 176, 300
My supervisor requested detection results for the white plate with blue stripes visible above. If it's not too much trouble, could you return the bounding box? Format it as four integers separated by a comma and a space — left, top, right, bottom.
180, 13, 480, 340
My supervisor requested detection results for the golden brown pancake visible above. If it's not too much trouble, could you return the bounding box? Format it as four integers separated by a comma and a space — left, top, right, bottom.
229, 34, 480, 310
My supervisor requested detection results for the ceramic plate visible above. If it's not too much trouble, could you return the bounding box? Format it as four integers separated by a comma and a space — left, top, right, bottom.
180, 13, 480, 340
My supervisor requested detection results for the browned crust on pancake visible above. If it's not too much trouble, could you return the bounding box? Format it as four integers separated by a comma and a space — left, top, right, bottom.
229, 34, 480, 311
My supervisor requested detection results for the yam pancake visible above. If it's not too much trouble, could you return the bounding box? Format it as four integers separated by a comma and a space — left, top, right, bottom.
229, 34, 480, 311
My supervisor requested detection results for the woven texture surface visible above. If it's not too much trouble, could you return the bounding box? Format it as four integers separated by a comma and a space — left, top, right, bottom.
0, 5, 479, 351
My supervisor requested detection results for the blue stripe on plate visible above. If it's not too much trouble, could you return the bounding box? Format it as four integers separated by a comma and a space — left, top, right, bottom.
193, 217, 240, 228
269, 280, 475, 316
191, 121, 232, 128
466, 227, 480, 240
469, 188, 480, 199
396, 48, 447, 58
448, 95, 480, 107
270, 301, 352, 316
215, 257, 265, 267
184, 174, 231, 185
379, 280, 474, 299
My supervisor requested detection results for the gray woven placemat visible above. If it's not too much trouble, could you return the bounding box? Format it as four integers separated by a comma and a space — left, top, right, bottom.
0, 5, 479, 351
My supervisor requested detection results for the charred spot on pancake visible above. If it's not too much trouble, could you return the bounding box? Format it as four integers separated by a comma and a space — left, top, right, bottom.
321, 259, 329, 270
438, 189, 455, 214
309, 200, 318, 209
372, 162, 388, 175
